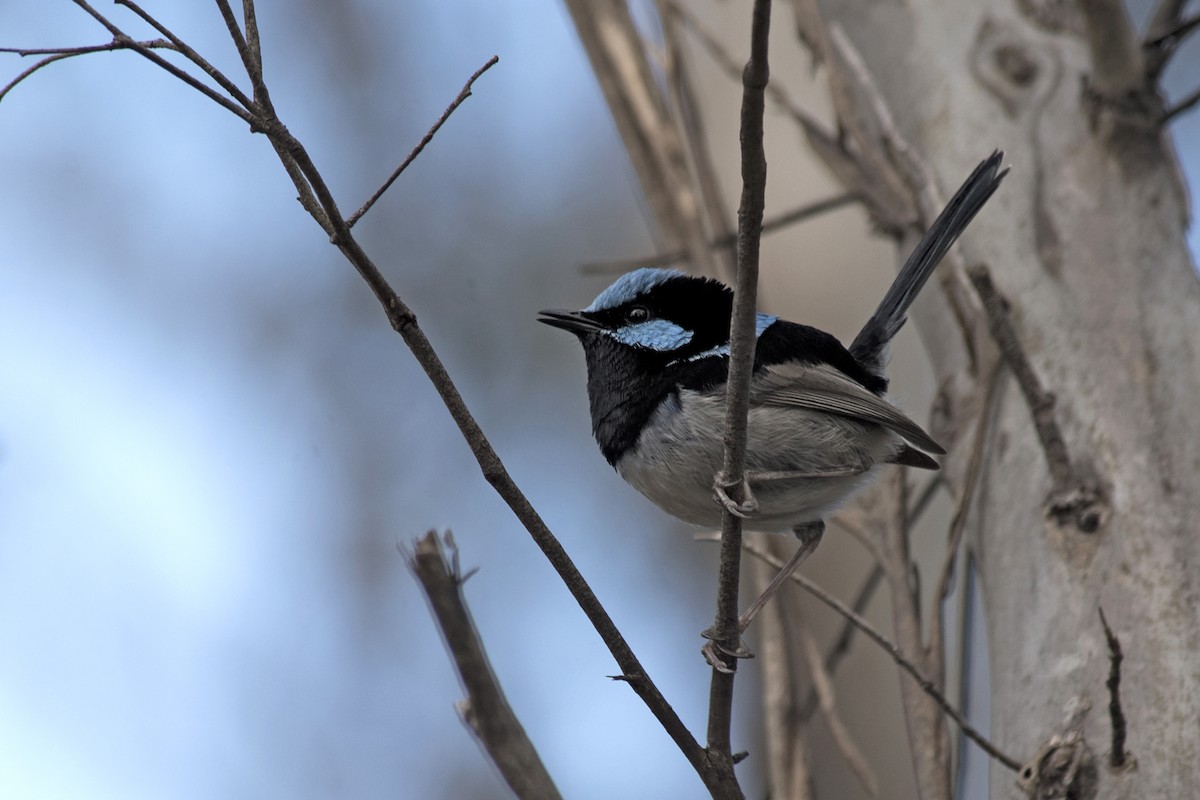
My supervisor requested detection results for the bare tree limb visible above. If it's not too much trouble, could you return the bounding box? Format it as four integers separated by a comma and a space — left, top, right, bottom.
1144, 0, 1194, 79
799, 478, 943, 722
734, 536, 1023, 773
68, 0, 253, 123
798, 625, 879, 796
10, 3, 720, 790
0, 39, 173, 102
795, 562, 882, 723
966, 264, 1108, 532
657, 1, 738, 283
705, 3, 772, 784
753, 558, 815, 800
827, 23, 991, 373
1164, 85, 1200, 122
581, 193, 859, 275
348, 55, 500, 228
935, 364, 1001, 607
562, 1, 725, 277
876, 471, 953, 800
117, 0, 255, 109
1076, 0, 1144, 95
1145, 12, 1200, 48
404, 531, 563, 800
672, 0, 906, 235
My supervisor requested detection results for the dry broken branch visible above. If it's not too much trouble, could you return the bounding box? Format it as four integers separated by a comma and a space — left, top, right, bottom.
404, 531, 563, 800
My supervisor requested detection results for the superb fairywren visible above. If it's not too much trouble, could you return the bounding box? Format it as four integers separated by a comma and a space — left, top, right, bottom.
539, 152, 1006, 650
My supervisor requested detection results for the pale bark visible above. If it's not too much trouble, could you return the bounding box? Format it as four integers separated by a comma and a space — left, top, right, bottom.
819, 2, 1200, 798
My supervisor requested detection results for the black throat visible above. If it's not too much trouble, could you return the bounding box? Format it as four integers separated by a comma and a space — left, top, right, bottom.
581, 334, 681, 465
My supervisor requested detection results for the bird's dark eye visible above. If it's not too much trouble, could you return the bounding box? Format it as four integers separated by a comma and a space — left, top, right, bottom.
626, 306, 650, 323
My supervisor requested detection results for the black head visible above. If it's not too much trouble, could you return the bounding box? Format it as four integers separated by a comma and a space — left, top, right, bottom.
537, 268, 738, 361
538, 268, 886, 464
538, 269, 759, 464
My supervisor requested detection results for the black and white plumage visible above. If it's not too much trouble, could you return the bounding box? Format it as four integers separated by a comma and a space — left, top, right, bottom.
539, 152, 1006, 535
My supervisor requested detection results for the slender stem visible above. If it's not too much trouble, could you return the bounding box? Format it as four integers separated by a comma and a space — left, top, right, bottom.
117, 0, 255, 111
348, 55, 500, 228
0, 39, 173, 102
581, 192, 858, 275
1164, 84, 1200, 121
69, 0, 253, 123
706, 0, 772, 774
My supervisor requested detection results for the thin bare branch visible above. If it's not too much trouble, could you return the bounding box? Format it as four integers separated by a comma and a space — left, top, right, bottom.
113, 0, 255, 110
241, 0, 265, 88
752, 556, 815, 800
0, 39, 173, 102
826, 23, 993, 371
250, 120, 719, 783
967, 264, 1107, 531
27, 4, 716, 788
934, 364, 1001, 606
581, 192, 859, 275
796, 562, 882, 722
1164, 84, 1200, 121
705, 1, 772, 779
211, 0, 258, 94
658, 1, 738, 283
1146, 12, 1200, 47
1145, 0, 1193, 78
799, 626, 879, 796
737, 537, 1023, 772
404, 531, 563, 800
563, 1, 723, 278
69, 0, 254, 123
671, 1, 823, 139
348, 55, 500, 229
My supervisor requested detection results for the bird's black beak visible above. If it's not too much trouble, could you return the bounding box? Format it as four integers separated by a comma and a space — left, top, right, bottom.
537, 308, 604, 335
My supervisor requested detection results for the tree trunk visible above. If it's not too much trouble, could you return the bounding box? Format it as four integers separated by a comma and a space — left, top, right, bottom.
820, 2, 1200, 797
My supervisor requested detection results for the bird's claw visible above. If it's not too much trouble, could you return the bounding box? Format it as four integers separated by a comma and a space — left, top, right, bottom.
713, 473, 758, 518
701, 625, 755, 671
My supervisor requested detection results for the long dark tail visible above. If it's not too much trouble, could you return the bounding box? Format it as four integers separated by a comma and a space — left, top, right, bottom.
849, 151, 1007, 377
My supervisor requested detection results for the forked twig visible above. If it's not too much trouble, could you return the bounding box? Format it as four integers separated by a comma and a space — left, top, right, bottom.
69, 0, 253, 123
5, 2, 713, 790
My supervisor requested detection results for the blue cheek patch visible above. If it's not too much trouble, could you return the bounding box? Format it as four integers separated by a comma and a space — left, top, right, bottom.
674, 312, 778, 362
606, 319, 694, 351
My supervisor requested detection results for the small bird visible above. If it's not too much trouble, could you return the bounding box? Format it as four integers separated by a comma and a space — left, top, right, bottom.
539, 152, 1005, 651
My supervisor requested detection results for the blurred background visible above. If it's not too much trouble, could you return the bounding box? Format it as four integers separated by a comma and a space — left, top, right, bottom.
1, 2, 1195, 799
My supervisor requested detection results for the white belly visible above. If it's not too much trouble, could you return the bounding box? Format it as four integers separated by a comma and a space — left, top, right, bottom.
615, 390, 900, 533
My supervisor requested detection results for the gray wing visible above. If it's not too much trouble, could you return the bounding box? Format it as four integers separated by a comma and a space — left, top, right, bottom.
752, 362, 946, 455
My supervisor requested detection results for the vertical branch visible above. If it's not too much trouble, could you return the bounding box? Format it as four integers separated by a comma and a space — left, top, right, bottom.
705, 0, 772, 770
561, 1, 724, 276
877, 472, 952, 800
